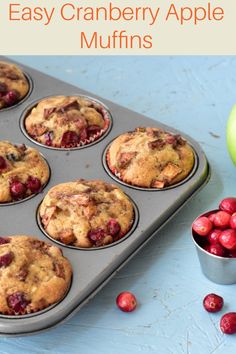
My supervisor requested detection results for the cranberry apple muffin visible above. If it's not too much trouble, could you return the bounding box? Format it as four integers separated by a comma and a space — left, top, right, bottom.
0, 235, 72, 315
107, 127, 195, 188
0, 61, 29, 109
24, 95, 111, 148
0, 141, 49, 203
39, 179, 134, 248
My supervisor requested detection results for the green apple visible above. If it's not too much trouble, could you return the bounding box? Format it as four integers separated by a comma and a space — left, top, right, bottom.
227, 105, 236, 165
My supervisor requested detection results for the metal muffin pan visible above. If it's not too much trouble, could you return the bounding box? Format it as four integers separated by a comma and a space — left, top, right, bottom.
0, 56, 210, 336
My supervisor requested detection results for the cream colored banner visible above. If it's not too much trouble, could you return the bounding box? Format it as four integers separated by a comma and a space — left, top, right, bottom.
0, 0, 234, 54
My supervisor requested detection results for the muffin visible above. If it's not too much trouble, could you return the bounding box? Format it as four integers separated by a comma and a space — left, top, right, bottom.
107, 127, 195, 188
0, 235, 72, 315
24, 95, 111, 148
0, 61, 29, 109
39, 179, 134, 248
0, 141, 50, 203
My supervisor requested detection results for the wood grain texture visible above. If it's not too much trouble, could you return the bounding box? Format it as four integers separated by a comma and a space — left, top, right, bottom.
4, 56, 236, 354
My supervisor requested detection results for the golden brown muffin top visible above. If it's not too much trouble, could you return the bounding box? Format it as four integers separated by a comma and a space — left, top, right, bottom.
107, 127, 195, 188
0, 235, 72, 315
39, 179, 134, 248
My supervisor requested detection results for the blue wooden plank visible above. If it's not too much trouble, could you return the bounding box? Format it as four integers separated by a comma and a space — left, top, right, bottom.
3, 56, 236, 354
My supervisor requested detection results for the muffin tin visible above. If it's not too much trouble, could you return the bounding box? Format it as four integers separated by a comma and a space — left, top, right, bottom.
0, 57, 210, 335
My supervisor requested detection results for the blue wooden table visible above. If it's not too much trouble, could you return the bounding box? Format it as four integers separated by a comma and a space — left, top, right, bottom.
3, 56, 236, 354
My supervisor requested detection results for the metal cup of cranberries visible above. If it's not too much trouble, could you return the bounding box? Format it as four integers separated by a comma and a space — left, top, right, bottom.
192, 197, 236, 284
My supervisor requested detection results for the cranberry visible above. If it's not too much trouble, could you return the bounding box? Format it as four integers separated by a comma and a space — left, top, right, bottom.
204, 243, 226, 257
80, 128, 88, 142
88, 229, 105, 243
44, 131, 53, 146
214, 211, 231, 229
10, 180, 27, 200
0, 156, 7, 170
3, 90, 18, 106
7, 292, 29, 314
207, 229, 221, 244
116, 291, 137, 312
203, 293, 224, 313
87, 125, 101, 136
219, 229, 236, 250
220, 313, 236, 334
230, 213, 236, 229
228, 250, 236, 258
192, 217, 212, 236
107, 219, 121, 236
26, 176, 42, 193
0, 237, 10, 245
208, 213, 216, 223
0, 251, 14, 267
61, 131, 79, 148
219, 197, 236, 215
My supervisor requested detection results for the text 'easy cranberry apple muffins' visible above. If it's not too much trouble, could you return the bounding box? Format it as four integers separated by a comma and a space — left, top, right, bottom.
0, 61, 29, 109
24, 95, 111, 148
106, 127, 195, 188
39, 179, 135, 248
0, 235, 72, 315
0, 141, 50, 203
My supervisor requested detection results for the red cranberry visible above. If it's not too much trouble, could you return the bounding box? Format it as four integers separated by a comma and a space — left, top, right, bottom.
230, 213, 236, 229
192, 217, 212, 236
204, 243, 226, 257
219, 197, 236, 215
0, 237, 10, 245
61, 131, 79, 148
88, 229, 105, 243
208, 213, 216, 223
10, 180, 27, 200
0, 251, 14, 267
213, 211, 231, 229
26, 176, 42, 193
116, 291, 137, 312
207, 229, 222, 244
87, 125, 101, 136
219, 229, 236, 250
80, 128, 88, 142
3, 90, 18, 106
0, 156, 7, 170
228, 250, 236, 258
203, 293, 224, 313
107, 219, 121, 236
44, 131, 53, 146
7, 292, 29, 314
220, 313, 236, 334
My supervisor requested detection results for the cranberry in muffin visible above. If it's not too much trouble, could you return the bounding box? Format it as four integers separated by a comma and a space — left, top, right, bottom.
24, 96, 111, 148
106, 127, 195, 188
0, 61, 29, 109
39, 179, 134, 248
0, 235, 72, 315
0, 141, 49, 203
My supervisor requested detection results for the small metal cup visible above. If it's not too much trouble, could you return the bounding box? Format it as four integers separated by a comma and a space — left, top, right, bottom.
192, 210, 236, 285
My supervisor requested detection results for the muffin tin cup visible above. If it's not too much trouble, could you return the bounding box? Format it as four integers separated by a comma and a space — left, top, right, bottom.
0, 56, 210, 336
19, 95, 113, 151
192, 210, 236, 285
103, 140, 199, 191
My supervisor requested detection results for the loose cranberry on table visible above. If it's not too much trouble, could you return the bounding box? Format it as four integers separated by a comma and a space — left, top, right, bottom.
220, 312, 236, 334
192, 216, 212, 236
203, 293, 224, 313
116, 291, 137, 312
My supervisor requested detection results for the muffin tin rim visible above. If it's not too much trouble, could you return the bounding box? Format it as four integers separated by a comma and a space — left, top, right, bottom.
102, 134, 199, 191
19, 94, 113, 151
